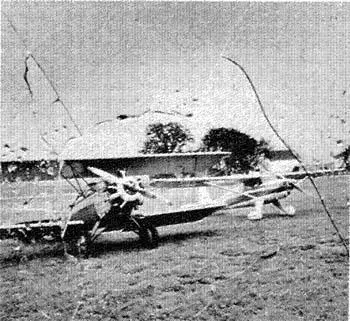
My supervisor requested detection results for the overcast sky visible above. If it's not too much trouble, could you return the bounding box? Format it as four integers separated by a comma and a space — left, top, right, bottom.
1, 2, 349, 162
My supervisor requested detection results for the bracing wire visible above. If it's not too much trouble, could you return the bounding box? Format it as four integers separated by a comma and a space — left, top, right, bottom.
3, 12, 83, 137
25, 53, 83, 137
222, 56, 349, 255
3, 12, 89, 200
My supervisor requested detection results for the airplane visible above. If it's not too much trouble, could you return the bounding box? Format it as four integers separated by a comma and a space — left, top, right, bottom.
1, 22, 346, 257
0, 162, 338, 257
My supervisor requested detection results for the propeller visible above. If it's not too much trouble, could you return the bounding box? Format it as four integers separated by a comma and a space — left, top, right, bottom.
267, 173, 317, 199
285, 177, 318, 200
88, 166, 123, 185
87, 167, 173, 206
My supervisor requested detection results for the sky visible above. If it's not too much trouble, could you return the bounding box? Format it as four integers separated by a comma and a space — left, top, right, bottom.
1, 2, 349, 163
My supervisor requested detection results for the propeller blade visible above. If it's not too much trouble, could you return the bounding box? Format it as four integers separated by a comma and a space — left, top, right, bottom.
291, 183, 304, 193
88, 166, 122, 184
88, 167, 173, 205
136, 188, 157, 199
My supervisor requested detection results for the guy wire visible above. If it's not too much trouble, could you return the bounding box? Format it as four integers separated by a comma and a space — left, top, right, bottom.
3, 12, 83, 137
222, 56, 349, 255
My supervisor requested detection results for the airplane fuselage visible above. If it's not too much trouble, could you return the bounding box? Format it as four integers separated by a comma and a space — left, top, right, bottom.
225, 181, 293, 209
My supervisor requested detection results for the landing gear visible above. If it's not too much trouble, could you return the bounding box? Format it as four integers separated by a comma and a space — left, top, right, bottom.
271, 199, 295, 216
248, 200, 264, 221
64, 232, 92, 258
283, 205, 296, 216
247, 210, 263, 221
76, 234, 92, 257
138, 224, 159, 249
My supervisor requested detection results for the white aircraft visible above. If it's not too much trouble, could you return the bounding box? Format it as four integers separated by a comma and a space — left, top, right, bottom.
0, 39, 343, 255
0, 152, 341, 256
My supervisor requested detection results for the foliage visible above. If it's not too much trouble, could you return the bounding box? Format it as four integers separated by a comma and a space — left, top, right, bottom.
141, 122, 194, 154
256, 138, 271, 156
1, 160, 59, 182
336, 145, 350, 170
202, 127, 270, 173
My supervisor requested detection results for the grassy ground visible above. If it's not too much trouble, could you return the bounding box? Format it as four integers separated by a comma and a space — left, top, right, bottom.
0, 176, 348, 320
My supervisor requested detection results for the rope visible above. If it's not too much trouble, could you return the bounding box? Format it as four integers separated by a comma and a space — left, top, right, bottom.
222, 56, 348, 255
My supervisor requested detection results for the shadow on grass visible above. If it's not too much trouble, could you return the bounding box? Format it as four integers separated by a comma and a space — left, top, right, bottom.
0, 240, 64, 267
0, 229, 222, 265
91, 229, 222, 256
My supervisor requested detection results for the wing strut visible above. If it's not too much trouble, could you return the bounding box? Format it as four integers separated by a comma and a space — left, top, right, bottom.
205, 181, 258, 200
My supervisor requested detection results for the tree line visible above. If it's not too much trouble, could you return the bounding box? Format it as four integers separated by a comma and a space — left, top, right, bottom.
141, 122, 350, 174
141, 122, 271, 174
1, 122, 348, 182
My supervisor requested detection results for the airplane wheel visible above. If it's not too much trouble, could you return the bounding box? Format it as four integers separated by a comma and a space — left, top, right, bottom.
64, 233, 91, 258
285, 205, 296, 216
76, 234, 92, 258
139, 224, 159, 249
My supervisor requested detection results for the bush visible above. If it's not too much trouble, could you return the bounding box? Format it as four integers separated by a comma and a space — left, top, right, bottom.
141, 122, 193, 154
202, 128, 270, 173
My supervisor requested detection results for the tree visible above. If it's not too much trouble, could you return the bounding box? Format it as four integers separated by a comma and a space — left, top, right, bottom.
141, 122, 194, 154
335, 145, 350, 170
202, 127, 270, 173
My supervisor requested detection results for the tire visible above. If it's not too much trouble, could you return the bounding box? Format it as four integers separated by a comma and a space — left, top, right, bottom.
64, 233, 91, 258
139, 224, 159, 249
76, 234, 92, 258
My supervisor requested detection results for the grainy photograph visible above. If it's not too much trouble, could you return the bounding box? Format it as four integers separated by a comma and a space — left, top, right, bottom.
0, 2, 349, 320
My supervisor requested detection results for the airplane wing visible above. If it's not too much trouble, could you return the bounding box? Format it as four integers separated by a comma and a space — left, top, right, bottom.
281, 168, 345, 180
150, 173, 261, 188
150, 169, 344, 188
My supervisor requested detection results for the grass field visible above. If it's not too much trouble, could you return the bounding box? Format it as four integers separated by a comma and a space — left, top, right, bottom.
0, 175, 349, 320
